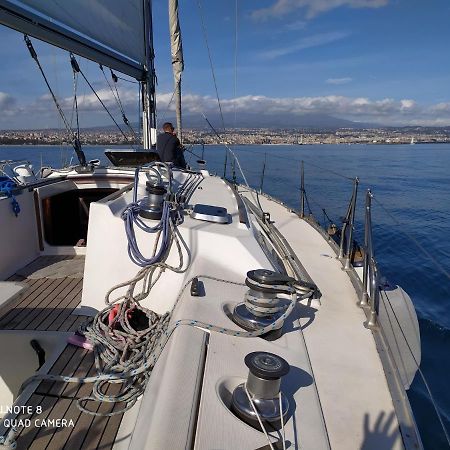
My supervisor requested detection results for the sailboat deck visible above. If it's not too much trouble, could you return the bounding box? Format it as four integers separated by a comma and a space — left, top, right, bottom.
0, 256, 86, 332
0, 256, 125, 449
11, 345, 124, 450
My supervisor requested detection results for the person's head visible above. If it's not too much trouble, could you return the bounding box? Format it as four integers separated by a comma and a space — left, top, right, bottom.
163, 122, 175, 133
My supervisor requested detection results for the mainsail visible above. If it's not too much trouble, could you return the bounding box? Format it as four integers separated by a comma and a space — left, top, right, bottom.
0, 0, 147, 79
169, 0, 184, 142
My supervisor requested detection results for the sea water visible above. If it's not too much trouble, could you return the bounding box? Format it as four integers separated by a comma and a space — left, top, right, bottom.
1, 143, 449, 449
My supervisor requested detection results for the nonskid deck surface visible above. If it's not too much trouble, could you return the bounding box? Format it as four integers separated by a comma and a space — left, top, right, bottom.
240, 189, 404, 450
0, 256, 124, 450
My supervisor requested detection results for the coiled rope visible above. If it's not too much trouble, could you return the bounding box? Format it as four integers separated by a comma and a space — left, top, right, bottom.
17, 275, 311, 418
1, 167, 312, 449
0, 180, 20, 217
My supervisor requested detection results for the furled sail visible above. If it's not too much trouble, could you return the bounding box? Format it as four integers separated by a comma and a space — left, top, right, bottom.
0, 0, 147, 79
168, 0, 184, 142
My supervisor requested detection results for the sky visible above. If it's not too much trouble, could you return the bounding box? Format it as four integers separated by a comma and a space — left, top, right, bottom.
2, 0, 450, 129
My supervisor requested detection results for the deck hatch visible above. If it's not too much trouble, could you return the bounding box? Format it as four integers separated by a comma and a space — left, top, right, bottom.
191, 204, 229, 224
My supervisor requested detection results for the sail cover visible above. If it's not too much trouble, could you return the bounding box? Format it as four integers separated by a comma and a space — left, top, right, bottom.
0, 0, 147, 79
169, 0, 183, 141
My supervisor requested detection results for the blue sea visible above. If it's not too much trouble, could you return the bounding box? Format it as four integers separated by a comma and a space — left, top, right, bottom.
1, 143, 449, 449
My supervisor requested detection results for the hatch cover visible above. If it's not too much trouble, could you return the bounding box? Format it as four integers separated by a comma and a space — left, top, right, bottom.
191, 204, 229, 224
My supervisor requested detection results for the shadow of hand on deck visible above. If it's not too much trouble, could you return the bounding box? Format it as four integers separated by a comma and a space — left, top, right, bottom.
361, 411, 400, 450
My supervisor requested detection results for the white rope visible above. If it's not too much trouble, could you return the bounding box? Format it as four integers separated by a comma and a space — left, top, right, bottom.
279, 392, 287, 450
244, 384, 275, 450
0, 426, 17, 449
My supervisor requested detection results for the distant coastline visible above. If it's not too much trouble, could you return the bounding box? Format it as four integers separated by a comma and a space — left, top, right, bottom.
1, 126, 450, 146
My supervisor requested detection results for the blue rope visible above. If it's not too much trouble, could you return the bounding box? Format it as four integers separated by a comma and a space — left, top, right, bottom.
0, 179, 20, 217
122, 201, 173, 267
122, 167, 174, 267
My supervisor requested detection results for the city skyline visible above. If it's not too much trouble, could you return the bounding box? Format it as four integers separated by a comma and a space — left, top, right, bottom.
1, 0, 450, 129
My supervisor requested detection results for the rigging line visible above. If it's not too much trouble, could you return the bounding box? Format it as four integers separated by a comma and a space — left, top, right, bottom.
304, 191, 313, 215
24, 36, 86, 166
66, 64, 80, 168
381, 290, 450, 446
73, 57, 136, 147
201, 112, 261, 209
233, 0, 238, 129
302, 159, 354, 181
196, 0, 226, 131
99, 64, 139, 140
73, 69, 80, 141
372, 196, 450, 282
158, 88, 177, 124
218, 145, 354, 181
24, 36, 72, 137
138, 82, 142, 142
184, 145, 203, 160
303, 190, 338, 224
115, 74, 139, 84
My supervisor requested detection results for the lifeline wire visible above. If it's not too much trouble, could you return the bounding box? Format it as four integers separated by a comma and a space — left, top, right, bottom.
373, 196, 450, 282
222, 146, 354, 182
200, 112, 262, 211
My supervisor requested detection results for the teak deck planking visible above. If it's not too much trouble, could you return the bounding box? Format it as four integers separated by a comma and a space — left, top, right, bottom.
0, 256, 125, 450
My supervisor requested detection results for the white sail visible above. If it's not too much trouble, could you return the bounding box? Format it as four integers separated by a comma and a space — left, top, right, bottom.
0, 0, 148, 79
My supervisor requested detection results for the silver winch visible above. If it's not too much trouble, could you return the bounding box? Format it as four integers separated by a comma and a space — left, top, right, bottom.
231, 351, 290, 430
232, 269, 295, 340
139, 181, 167, 220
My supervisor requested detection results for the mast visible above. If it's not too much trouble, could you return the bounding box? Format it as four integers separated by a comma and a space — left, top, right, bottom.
142, 0, 157, 149
169, 0, 184, 143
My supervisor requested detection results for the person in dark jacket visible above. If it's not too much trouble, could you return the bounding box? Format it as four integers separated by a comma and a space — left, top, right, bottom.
156, 122, 186, 168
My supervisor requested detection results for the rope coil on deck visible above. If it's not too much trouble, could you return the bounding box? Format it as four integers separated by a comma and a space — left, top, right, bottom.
0, 180, 20, 217
17, 275, 312, 419
1, 165, 312, 450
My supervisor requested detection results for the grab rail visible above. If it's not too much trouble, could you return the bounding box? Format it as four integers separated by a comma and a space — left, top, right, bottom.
218, 146, 450, 448
358, 189, 380, 327
338, 177, 359, 270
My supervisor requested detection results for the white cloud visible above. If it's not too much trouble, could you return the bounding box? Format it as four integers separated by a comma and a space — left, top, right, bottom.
4, 89, 450, 128
252, 0, 389, 21
258, 31, 350, 59
0, 92, 16, 113
158, 92, 450, 126
285, 20, 307, 31
326, 77, 353, 85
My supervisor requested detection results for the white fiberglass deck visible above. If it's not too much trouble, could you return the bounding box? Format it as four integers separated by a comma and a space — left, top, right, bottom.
241, 189, 403, 450
78, 170, 404, 449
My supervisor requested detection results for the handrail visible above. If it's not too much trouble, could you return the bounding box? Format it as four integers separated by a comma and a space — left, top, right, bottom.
259, 153, 267, 194
338, 177, 359, 270
300, 161, 305, 218
358, 189, 380, 327
217, 147, 449, 448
